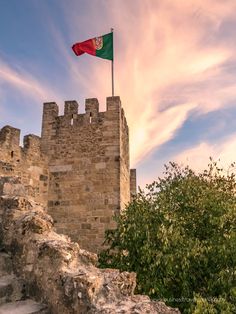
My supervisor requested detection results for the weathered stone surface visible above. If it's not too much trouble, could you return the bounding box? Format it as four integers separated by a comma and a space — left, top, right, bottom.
0, 299, 48, 314
0, 97, 178, 313
0, 251, 48, 312
41, 97, 133, 252
0, 274, 23, 305
49, 165, 72, 172
0, 253, 12, 276
0, 183, 179, 314
0, 97, 137, 253
0, 177, 25, 197
0, 127, 48, 206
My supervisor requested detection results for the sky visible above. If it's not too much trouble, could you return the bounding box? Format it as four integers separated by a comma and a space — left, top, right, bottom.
1, 0, 236, 187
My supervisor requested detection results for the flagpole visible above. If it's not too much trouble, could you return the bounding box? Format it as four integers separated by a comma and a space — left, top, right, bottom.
111, 28, 114, 97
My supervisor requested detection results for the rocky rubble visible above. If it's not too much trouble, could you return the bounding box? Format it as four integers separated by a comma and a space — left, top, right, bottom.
0, 176, 180, 313
0, 245, 48, 313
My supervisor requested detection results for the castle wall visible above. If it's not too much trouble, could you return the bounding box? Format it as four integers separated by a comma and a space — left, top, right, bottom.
0, 126, 48, 205
0, 184, 179, 314
0, 96, 135, 253
119, 107, 130, 209
130, 169, 137, 200
41, 97, 131, 252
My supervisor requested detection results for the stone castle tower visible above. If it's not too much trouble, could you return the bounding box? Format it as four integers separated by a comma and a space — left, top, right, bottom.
0, 96, 136, 252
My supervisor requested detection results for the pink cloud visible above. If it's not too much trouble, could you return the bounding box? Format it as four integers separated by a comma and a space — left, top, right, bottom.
174, 134, 236, 173
0, 59, 58, 104
89, 0, 236, 166
4, 0, 234, 170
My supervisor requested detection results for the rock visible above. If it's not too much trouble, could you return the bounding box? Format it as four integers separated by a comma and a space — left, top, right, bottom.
0, 243, 48, 313
0, 299, 48, 314
0, 253, 12, 276
0, 274, 23, 305
0, 177, 25, 197
0, 178, 180, 314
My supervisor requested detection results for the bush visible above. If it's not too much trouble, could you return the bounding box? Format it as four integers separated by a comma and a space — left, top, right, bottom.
99, 161, 236, 312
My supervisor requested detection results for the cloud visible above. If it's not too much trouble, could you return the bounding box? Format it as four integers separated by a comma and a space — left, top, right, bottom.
136, 129, 236, 188
69, 0, 236, 166
0, 58, 58, 103
174, 133, 236, 172
15, 0, 235, 167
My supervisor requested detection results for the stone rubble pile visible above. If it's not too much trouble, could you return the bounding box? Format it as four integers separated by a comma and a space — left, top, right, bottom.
0, 249, 48, 313
0, 177, 180, 314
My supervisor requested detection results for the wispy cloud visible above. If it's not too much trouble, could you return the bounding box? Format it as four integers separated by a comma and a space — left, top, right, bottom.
61, 0, 236, 166
0, 58, 58, 103
4, 0, 234, 169
174, 133, 236, 172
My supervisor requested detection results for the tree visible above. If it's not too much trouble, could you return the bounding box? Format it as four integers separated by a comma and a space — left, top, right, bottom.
99, 161, 236, 313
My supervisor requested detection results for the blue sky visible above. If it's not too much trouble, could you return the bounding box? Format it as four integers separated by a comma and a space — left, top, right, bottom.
1, 0, 236, 187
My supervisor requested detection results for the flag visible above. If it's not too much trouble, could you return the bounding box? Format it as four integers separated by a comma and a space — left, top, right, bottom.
72, 32, 113, 60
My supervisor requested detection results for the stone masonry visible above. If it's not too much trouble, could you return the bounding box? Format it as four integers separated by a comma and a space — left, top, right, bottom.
0, 126, 48, 206
0, 176, 180, 313
0, 96, 136, 252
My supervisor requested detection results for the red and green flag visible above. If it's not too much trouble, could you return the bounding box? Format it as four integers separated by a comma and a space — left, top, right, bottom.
72, 32, 113, 61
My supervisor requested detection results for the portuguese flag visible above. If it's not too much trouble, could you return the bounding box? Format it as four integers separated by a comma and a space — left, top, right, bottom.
72, 32, 113, 61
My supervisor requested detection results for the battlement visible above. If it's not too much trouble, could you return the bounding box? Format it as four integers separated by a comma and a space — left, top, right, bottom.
0, 125, 20, 148
23, 134, 41, 153
85, 98, 99, 112
41, 97, 127, 153
43, 96, 122, 119
41, 97, 127, 163
0, 96, 136, 252
0, 125, 48, 205
64, 100, 78, 116
42, 102, 59, 118
0, 125, 43, 158
106, 96, 121, 111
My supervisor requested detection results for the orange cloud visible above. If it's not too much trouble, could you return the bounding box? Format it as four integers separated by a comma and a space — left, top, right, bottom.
1, 0, 235, 188
174, 134, 236, 173
89, 0, 236, 166
11, 0, 234, 169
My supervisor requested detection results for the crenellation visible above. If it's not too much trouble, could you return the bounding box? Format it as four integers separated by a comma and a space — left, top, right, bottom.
43, 102, 59, 116
23, 134, 41, 152
0, 125, 20, 148
41, 102, 59, 154
106, 96, 121, 112
0, 96, 136, 253
0, 124, 48, 205
85, 98, 99, 124
85, 98, 99, 114
0, 127, 21, 167
64, 100, 78, 116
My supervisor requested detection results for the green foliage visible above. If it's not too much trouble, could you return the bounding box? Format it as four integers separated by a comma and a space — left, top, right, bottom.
99, 160, 236, 313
